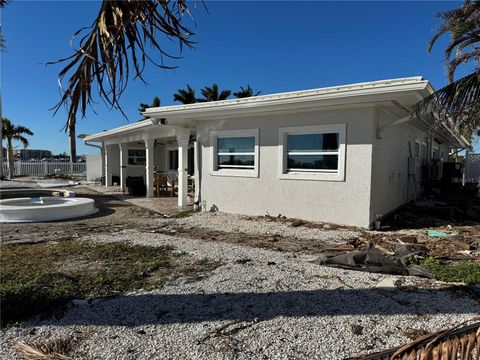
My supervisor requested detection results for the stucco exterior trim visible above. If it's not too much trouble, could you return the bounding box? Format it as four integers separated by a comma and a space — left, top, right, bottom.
209, 128, 260, 178
277, 123, 347, 182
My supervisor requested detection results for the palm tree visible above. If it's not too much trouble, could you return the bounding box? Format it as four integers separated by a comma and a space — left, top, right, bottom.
2, 118, 33, 179
233, 85, 261, 98
68, 114, 76, 163
173, 85, 197, 104
199, 83, 231, 102
0, 1, 6, 51
0, 1, 7, 179
47, 0, 195, 138
138, 96, 161, 114
413, 0, 480, 139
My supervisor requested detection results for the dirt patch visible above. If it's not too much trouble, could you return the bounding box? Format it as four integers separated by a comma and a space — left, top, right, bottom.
0, 239, 221, 324
155, 225, 359, 255
244, 214, 361, 232
1, 187, 164, 244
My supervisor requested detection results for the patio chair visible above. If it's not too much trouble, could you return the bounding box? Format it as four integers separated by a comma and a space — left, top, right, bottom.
154, 172, 175, 197
188, 176, 195, 196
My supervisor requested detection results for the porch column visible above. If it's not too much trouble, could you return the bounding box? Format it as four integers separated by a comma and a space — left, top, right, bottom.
100, 143, 105, 183
104, 144, 112, 187
119, 143, 128, 193
193, 139, 200, 205
145, 138, 154, 198
177, 131, 190, 207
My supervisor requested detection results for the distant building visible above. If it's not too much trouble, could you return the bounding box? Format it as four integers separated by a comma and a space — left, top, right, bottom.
15, 149, 52, 160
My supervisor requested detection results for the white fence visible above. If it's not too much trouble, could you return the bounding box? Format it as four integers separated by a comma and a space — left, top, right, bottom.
464, 152, 480, 185
2, 161, 87, 178
86, 154, 102, 182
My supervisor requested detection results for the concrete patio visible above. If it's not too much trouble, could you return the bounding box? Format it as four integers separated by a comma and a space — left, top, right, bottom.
87, 185, 194, 215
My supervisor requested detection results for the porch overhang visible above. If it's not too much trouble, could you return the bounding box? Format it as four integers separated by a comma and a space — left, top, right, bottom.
83, 120, 191, 145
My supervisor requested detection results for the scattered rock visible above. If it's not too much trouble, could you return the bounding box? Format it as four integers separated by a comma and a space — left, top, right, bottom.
235, 258, 252, 264
350, 324, 364, 335
290, 220, 305, 228
375, 278, 398, 291
469, 239, 480, 250
265, 235, 280, 242
399, 236, 417, 244
404, 328, 429, 341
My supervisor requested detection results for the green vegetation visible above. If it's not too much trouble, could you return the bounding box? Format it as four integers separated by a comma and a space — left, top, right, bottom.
420, 257, 480, 285
0, 240, 221, 324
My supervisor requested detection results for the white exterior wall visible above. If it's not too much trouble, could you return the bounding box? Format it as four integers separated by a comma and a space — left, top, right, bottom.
198, 107, 375, 228
106, 144, 120, 180
370, 108, 430, 222
123, 144, 166, 181
155, 144, 166, 171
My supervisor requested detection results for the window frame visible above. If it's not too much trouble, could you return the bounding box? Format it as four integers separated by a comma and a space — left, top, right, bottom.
127, 148, 146, 166
168, 149, 179, 171
278, 124, 346, 181
210, 129, 259, 178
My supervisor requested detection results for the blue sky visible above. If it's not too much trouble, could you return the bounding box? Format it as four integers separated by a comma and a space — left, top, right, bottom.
2, 1, 478, 154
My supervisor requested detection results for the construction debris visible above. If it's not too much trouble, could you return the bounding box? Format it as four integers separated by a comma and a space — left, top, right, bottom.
374, 278, 398, 291
427, 230, 448, 238
314, 250, 432, 277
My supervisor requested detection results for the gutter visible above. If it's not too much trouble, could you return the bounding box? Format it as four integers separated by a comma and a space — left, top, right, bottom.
143, 77, 429, 118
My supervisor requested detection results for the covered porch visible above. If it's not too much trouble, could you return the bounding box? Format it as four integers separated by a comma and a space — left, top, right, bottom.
84, 119, 199, 207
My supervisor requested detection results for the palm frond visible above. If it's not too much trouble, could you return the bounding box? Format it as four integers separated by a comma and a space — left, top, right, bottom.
233, 85, 261, 98
429, 0, 480, 82
13, 135, 29, 148
173, 84, 196, 104
412, 71, 480, 138
200, 83, 231, 101
48, 0, 195, 129
414, 1, 480, 139
218, 89, 231, 100
347, 318, 480, 360
14, 126, 34, 136
13, 337, 77, 360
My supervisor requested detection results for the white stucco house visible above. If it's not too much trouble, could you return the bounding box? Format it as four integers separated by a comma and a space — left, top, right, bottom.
83, 77, 468, 228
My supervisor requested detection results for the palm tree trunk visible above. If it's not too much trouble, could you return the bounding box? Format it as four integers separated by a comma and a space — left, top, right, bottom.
69, 117, 77, 163
7, 140, 14, 179
0, 91, 4, 179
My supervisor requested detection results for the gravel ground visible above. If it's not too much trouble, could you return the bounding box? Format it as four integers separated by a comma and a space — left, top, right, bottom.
174, 212, 361, 245
0, 178, 40, 189
1, 230, 478, 360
